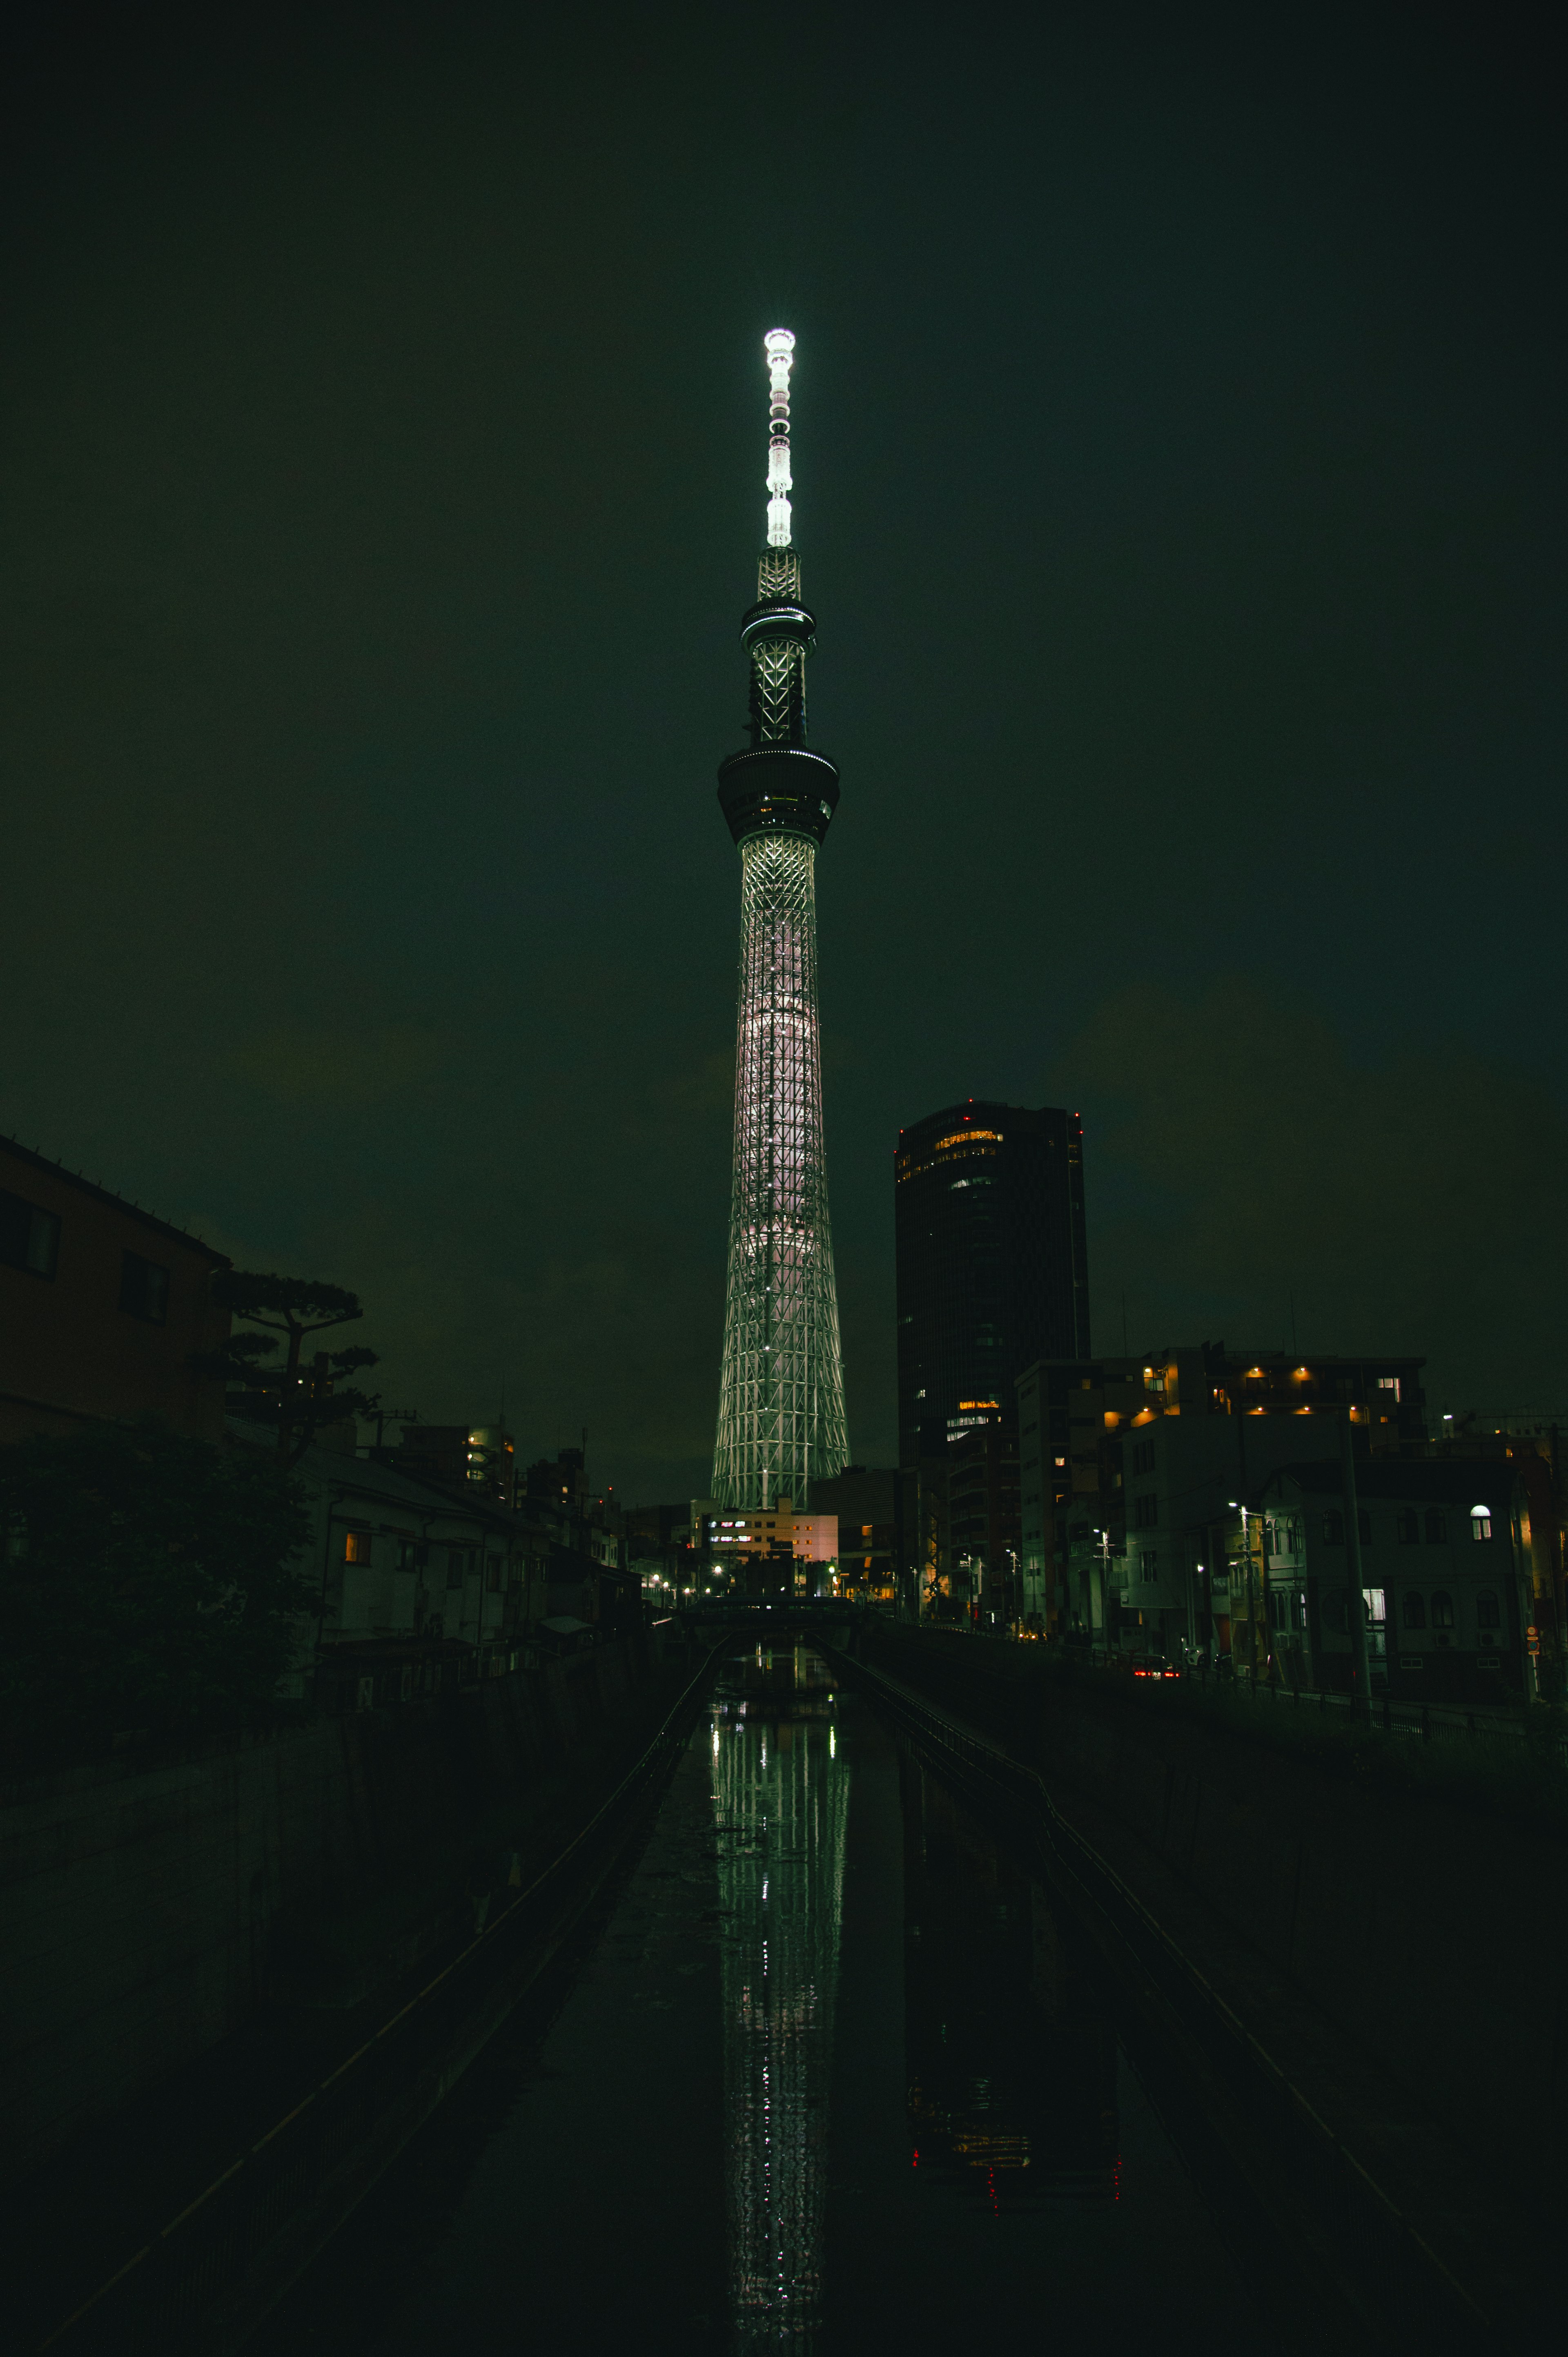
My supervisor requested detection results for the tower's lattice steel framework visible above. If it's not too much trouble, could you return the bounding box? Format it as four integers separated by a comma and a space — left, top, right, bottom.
711, 331, 849, 1510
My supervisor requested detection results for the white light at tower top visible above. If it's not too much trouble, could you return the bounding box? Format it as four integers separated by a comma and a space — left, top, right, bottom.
764, 327, 795, 548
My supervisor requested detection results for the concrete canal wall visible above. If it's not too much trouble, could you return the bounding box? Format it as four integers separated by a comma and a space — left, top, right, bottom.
0, 1633, 680, 2190
862, 1621, 1568, 2199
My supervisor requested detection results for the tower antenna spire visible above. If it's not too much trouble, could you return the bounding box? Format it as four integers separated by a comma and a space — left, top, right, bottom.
764, 327, 795, 548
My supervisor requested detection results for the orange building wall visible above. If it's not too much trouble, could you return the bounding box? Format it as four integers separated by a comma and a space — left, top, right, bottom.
0, 1142, 231, 1444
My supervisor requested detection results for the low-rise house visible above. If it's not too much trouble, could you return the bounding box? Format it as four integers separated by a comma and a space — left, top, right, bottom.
231, 1421, 550, 1706
1252, 1458, 1528, 1701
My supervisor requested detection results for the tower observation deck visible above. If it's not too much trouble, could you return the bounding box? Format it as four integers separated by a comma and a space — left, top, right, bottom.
711, 330, 849, 1512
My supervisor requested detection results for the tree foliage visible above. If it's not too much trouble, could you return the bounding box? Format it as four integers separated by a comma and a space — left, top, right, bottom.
0, 1425, 314, 1763
195, 1270, 381, 1463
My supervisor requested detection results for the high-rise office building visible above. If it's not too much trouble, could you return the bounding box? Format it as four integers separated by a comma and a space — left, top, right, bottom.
895, 1100, 1089, 1466
711, 330, 849, 1510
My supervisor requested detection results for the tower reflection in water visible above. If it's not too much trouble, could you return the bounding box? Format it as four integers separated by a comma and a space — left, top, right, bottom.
712, 1646, 848, 2349
902, 1756, 1119, 2204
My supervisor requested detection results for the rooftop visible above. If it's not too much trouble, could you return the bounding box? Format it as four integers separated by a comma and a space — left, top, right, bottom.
2, 1132, 229, 1262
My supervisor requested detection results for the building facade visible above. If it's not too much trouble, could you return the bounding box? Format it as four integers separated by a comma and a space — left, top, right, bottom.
261, 1425, 550, 1708
2, 1136, 231, 1445
895, 1101, 1089, 1470
699, 1498, 838, 1597
811, 1463, 909, 1608
1018, 1344, 1428, 1655
1252, 1459, 1528, 1701
710, 329, 849, 1513
394, 1420, 518, 1507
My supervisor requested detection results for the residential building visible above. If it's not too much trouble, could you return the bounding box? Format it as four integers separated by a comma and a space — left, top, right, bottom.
394, 1419, 518, 1507
943, 1414, 1021, 1627
240, 1421, 551, 1708
2, 1135, 230, 1444
1017, 1354, 1139, 1635
895, 1101, 1089, 1470
624, 1501, 700, 1610
1252, 1459, 1527, 1702
909, 1459, 949, 1624
811, 1464, 909, 1607
1018, 1343, 1428, 1657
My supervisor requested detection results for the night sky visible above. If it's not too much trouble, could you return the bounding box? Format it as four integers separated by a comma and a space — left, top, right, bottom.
2, 5, 1561, 1497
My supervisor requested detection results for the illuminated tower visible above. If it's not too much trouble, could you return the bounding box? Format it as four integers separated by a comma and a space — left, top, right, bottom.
711, 329, 849, 1511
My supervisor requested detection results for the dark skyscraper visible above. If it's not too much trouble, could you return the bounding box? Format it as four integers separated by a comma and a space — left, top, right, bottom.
895, 1102, 1089, 1466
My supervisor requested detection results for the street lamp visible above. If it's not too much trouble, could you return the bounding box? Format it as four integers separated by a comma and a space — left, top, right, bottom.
1227, 1501, 1260, 1683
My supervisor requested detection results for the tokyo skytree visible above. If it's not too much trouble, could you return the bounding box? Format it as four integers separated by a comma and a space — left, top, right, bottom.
711, 329, 849, 1511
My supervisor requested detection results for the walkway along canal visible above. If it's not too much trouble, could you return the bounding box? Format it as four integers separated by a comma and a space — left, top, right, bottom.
251, 1643, 1334, 2355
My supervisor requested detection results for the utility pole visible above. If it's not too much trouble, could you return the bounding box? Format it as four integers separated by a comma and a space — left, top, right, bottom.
1341, 1410, 1372, 1718
1185, 1536, 1198, 1664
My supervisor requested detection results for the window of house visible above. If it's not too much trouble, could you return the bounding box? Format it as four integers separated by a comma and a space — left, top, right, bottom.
1134, 1494, 1158, 1528
1291, 1590, 1308, 1631
0, 1189, 60, 1279
344, 1529, 372, 1564
1475, 1591, 1500, 1630
1363, 1588, 1386, 1627
446, 1547, 466, 1590
486, 1554, 501, 1592
1377, 1376, 1401, 1403
1431, 1590, 1454, 1630
118, 1251, 169, 1323
1397, 1508, 1420, 1545
1470, 1507, 1492, 1542
1323, 1511, 1344, 1545
1425, 1509, 1447, 1544
1402, 1591, 1426, 1629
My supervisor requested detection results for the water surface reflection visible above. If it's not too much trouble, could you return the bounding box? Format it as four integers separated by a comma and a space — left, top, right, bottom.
713, 1646, 846, 2348
903, 1754, 1119, 2203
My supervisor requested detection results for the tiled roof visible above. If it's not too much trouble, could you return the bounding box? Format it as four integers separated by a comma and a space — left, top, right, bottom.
1, 1132, 229, 1260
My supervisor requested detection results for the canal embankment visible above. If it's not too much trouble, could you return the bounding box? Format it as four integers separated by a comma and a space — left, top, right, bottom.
851, 1620, 1560, 2336
4, 1622, 713, 2353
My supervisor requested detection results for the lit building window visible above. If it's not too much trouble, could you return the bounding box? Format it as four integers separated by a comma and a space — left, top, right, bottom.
1470, 1506, 1492, 1542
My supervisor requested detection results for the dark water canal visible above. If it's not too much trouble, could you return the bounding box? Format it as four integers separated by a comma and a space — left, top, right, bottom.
258, 1648, 1262, 2354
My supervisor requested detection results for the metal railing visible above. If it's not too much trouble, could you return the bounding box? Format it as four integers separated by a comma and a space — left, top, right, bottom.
37, 1643, 723, 2356
901, 1620, 1566, 1770
1117, 1654, 1568, 1768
